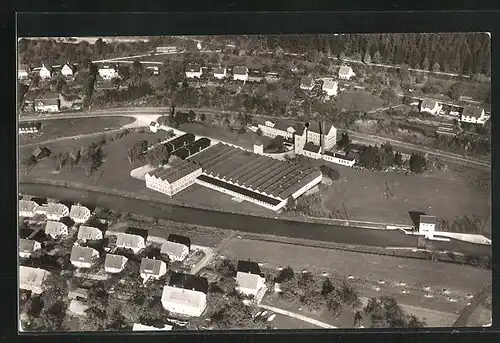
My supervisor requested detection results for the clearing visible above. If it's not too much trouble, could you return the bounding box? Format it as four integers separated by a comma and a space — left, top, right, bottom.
332, 90, 385, 113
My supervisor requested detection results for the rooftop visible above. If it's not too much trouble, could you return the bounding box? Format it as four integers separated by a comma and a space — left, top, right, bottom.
77, 226, 102, 241
19, 239, 39, 253
300, 76, 314, 87
19, 200, 38, 213
140, 258, 165, 276
186, 63, 202, 72
132, 323, 173, 331
462, 105, 484, 118
322, 79, 338, 90
167, 234, 191, 248
168, 272, 209, 294
303, 142, 321, 153
70, 205, 91, 219
421, 99, 438, 110
35, 98, 59, 106
237, 260, 262, 275
214, 67, 226, 74
420, 215, 437, 225
46, 203, 68, 217
233, 66, 248, 75
20, 266, 49, 291
339, 65, 353, 75
236, 271, 262, 291
70, 246, 97, 263
148, 160, 201, 184
161, 241, 188, 259
104, 254, 128, 270
45, 221, 67, 235
116, 233, 145, 250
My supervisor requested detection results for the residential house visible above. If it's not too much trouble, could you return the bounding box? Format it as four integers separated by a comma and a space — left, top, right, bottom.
39, 64, 53, 79
140, 258, 168, 282
235, 260, 266, 297
185, 63, 203, 79
233, 66, 249, 82
61, 63, 75, 77
69, 205, 92, 224
34, 98, 60, 113
104, 254, 128, 274
19, 200, 39, 217
19, 239, 42, 258
419, 215, 437, 239
460, 105, 488, 125
18, 65, 30, 80
338, 65, 355, 80
32, 146, 52, 160
213, 66, 227, 79
115, 233, 146, 254
265, 72, 280, 83
68, 300, 89, 316
20, 266, 50, 294
19, 122, 42, 134
46, 203, 69, 221
145, 160, 203, 197
161, 234, 191, 262
45, 221, 69, 239
300, 76, 315, 91
146, 66, 159, 75
68, 288, 89, 301
98, 64, 119, 79
322, 79, 339, 97
59, 93, 83, 111
248, 70, 264, 83
420, 99, 442, 115
161, 273, 209, 317
150, 121, 160, 133
77, 226, 103, 242
132, 323, 173, 331
70, 246, 99, 269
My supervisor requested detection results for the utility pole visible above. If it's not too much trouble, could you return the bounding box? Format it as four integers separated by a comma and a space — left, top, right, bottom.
342, 202, 350, 226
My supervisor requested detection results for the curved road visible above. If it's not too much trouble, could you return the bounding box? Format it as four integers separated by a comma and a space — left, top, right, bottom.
19, 182, 491, 257
19, 107, 490, 169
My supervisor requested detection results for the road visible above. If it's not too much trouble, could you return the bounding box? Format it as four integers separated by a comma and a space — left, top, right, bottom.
453, 284, 492, 327
257, 304, 336, 329
19, 107, 490, 169
19, 182, 491, 257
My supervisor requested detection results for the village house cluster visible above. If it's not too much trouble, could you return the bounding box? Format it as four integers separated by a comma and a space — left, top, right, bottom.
419, 98, 488, 126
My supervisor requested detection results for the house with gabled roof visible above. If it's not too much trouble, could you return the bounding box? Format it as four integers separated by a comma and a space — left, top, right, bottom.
235, 260, 266, 297
322, 79, 338, 97
213, 66, 227, 79
460, 105, 488, 125
300, 76, 315, 91
45, 221, 69, 239
19, 239, 42, 258
338, 65, 355, 80
420, 99, 442, 115
70, 246, 99, 269
46, 203, 69, 221
61, 62, 76, 77
104, 254, 128, 274
77, 226, 103, 242
39, 64, 53, 79
20, 266, 50, 294
162, 273, 209, 317
19, 200, 39, 218
98, 63, 119, 79
233, 66, 249, 81
185, 63, 203, 79
161, 234, 191, 262
140, 258, 167, 282
18, 64, 31, 80
70, 205, 91, 224
419, 215, 437, 239
115, 233, 146, 254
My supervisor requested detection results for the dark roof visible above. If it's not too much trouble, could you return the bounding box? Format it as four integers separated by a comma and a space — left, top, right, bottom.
186, 63, 202, 72
140, 258, 164, 276
462, 105, 484, 118
214, 67, 225, 74
421, 99, 438, 110
420, 215, 437, 225
149, 160, 200, 183
164, 133, 196, 152
233, 66, 248, 75
167, 234, 191, 249
168, 272, 209, 294
300, 76, 314, 88
35, 98, 59, 106
237, 260, 262, 276
303, 142, 321, 153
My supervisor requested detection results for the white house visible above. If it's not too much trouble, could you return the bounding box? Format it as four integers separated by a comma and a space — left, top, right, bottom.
19, 239, 42, 258
420, 99, 442, 115
294, 122, 338, 152
213, 66, 227, 79
61, 63, 75, 77
300, 76, 315, 91
185, 63, 203, 79
39, 64, 53, 79
257, 120, 297, 139
77, 226, 103, 242
45, 221, 69, 239
322, 79, 339, 97
69, 205, 91, 224
70, 246, 99, 269
235, 260, 266, 297
161, 273, 209, 317
46, 203, 69, 221
161, 234, 191, 262
104, 254, 128, 274
98, 64, 119, 79
460, 106, 488, 125
140, 258, 167, 282
145, 160, 203, 197
115, 233, 146, 254
19, 200, 39, 218
233, 66, 249, 81
20, 266, 50, 294
338, 65, 355, 80
132, 323, 173, 331
419, 215, 437, 239
149, 121, 160, 133
34, 98, 60, 113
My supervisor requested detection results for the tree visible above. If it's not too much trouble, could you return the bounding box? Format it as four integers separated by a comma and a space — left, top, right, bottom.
215, 259, 236, 277
432, 62, 441, 73
448, 82, 465, 101
54, 152, 70, 171
363, 51, 372, 64
372, 51, 382, 63
326, 290, 343, 317
337, 132, 351, 150
409, 153, 426, 173
380, 142, 395, 168
380, 88, 397, 105
358, 146, 382, 170
256, 128, 263, 136
128, 140, 149, 164
353, 311, 363, 327
265, 135, 285, 153
422, 57, 430, 71
394, 151, 403, 167
21, 155, 38, 175
146, 145, 170, 167
338, 281, 361, 310
275, 266, 294, 283
321, 278, 335, 296
195, 111, 206, 122
364, 296, 426, 328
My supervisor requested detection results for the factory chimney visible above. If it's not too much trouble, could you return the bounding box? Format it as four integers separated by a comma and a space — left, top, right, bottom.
304, 122, 310, 145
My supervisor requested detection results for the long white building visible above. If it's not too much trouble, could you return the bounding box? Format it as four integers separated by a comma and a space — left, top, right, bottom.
145, 160, 202, 197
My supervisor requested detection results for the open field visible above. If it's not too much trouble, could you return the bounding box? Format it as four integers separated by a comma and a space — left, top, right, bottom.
271, 313, 322, 330
19, 116, 135, 145
178, 122, 272, 150
332, 90, 385, 113
320, 164, 491, 231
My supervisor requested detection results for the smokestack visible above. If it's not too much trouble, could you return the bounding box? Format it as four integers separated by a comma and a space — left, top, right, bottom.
304, 122, 309, 145
318, 121, 323, 154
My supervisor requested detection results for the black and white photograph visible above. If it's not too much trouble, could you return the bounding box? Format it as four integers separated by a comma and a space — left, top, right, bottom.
17, 32, 492, 332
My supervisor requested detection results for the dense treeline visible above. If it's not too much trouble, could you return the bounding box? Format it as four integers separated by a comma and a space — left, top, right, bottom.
263, 33, 491, 76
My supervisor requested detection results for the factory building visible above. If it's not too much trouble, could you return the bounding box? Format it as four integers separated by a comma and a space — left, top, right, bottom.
172, 138, 211, 160
164, 133, 196, 153
189, 143, 323, 211
145, 159, 203, 197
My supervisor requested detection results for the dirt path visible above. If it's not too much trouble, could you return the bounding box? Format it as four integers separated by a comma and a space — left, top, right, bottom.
258, 304, 336, 329
453, 284, 492, 327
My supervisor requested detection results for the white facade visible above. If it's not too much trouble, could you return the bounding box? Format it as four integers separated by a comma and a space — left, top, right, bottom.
140, 259, 167, 282
300, 80, 314, 91
145, 168, 202, 197
461, 109, 487, 125
322, 79, 338, 97
133, 323, 173, 331
18, 69, 29, 80
19, 200, 39, 217
236, 271, 266, 297
322, 154, 356, 167
420, 101, 442, 115
39, 65, 52, 79
338, 66, 355, 80
61, 64, 74, 77
213, 68, 227, 79
98, 66, 119, 79
70, 205, 91, 224
116, 233, 146, 254
20, 266, 50, 294
186, 69, 203, 79
257, 121, 296, 139
294, 126, 337, 151
77, 226, 103, 241
71, 246, 99, 269
34, 101, 59, 113
233, 67, 249, 81
46, 203, 69, 221
161, 286, 207, 317
419, 222, 435, 239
